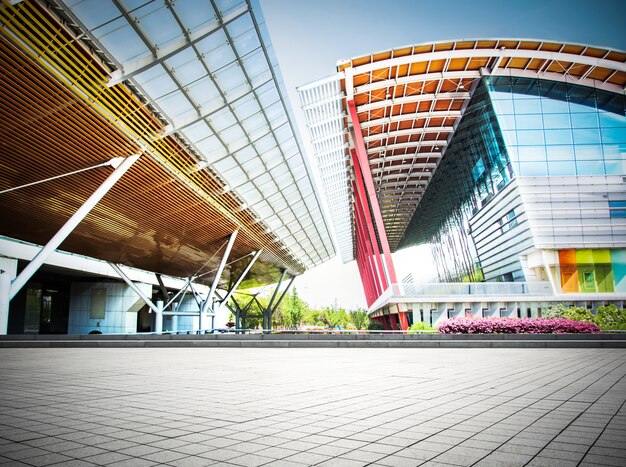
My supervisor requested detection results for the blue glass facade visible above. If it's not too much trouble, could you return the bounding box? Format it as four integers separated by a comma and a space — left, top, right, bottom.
400, 77, 626, 283
488, 77, 626, 178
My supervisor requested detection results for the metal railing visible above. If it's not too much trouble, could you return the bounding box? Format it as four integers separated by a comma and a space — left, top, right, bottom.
399, 281, 553, 296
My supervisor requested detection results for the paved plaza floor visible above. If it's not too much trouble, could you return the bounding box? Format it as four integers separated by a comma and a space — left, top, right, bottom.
0, 348, 624, 467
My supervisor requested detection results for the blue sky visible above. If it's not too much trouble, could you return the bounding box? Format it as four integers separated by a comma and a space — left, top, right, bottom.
258, 0, 626, 309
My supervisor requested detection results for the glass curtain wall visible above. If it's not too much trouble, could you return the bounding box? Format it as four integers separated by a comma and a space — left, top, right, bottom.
401, 77, 625, 284
488, 77, 626, 177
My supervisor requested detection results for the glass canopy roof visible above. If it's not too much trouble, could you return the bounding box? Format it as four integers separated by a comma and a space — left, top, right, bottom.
59, 0, 334, 269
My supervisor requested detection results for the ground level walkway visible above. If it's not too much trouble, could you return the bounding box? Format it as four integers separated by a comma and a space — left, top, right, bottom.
0, 348, 624, 466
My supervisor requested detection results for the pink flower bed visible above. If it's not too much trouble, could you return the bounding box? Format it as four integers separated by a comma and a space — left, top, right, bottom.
438, 317, 601, 334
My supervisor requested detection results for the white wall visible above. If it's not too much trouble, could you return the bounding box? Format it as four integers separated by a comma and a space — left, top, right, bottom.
68, 282, 150, 334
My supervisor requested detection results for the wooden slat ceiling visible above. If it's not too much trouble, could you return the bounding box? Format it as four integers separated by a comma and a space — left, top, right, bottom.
339, 39, 626, 251
0, 1, 303, 287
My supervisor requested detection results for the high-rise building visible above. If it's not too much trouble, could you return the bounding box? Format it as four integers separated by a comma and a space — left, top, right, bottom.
299, 39, 626, 330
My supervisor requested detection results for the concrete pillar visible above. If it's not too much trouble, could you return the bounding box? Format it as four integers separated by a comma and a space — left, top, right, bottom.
0, 258, 17, 335
172, 315, 178, 333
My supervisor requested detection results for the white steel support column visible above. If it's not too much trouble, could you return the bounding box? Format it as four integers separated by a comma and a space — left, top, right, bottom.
9, 154, 141, 300
217, 249, 261, 314
108, 263, 159, 314
200, 230, 238, 331
0, 258, 17, 335
155, 300, 164, 335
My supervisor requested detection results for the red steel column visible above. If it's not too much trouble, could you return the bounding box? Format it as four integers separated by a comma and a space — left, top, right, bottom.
398, 308, 409, 330
347, 101, 398, 289
353, 176, 384, 296
351, 149, 388, 294
354, 196, 378, 305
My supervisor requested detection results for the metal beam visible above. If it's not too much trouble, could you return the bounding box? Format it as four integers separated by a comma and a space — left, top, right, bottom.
350, 46, 626, 76
367, 140, 448, 155
9, 154, 140, 300
360, 110, 463, 129
357, 92, 472, 114
364, 127, 454, 144
109, 262, 159, 314
217, 249, 262, 311
200, 230, 238, 328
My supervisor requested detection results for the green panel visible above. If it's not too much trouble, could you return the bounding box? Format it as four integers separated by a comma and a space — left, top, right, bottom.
613, 249, 626, 293
596, 265, 614, 293
592, 249, 611, 264
578, 266, 596, 293
576, 249, 594, 264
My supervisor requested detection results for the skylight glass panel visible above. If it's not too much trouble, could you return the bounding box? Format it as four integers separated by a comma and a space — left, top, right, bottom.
243, 157, 265, 176
241, 113, 268, 142
195, 135, 227, 161
234, 145, 257, 164
181, 121, 213, 143
133, 67, 178, 100
213, 157, 238, 174
281, 139, 298, 157
228, 15, 260, 56
166, 49, 206, 86
196, 30, 237, 70
241, 49, 271, 87
223, 165, 248, 187
96, 20, 150, 65
273, 124, 292, 144
215, 0, 246, 17
156, 91, 197, 121
187, 76, 222, 110
259, 146, 282, 170
219, 123, 248, 152
266, 193, 288, 212
252, 200, 273, 218
68, 0, 120, 30
135, 4, 181, 49
254, 134, 277, 154
231, 94, 261, 121
256, 83, 280, 108
280, 211, 297, 226
209, 107, 237, 132
170, 0, 217, 32
214, 63, 249, 98
265, 102, 286, 126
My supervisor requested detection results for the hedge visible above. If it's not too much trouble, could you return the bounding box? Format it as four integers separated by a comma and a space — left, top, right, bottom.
438, 317, 601, 334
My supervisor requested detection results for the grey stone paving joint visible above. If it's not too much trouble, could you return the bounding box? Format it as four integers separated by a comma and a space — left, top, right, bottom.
0, 348, 625, 466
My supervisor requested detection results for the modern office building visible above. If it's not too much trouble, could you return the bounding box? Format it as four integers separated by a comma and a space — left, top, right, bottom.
299, 39, 626, 330
0, 0, 334, 334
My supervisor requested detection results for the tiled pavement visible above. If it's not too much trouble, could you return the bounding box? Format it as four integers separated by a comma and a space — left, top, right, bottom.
0, 348, 625, 467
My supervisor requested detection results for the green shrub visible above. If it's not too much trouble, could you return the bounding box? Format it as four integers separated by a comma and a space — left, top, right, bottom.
408, 322, 436, 333
368, 321, 384, 331
594, 305, 626, 330
542, 304, 626, 331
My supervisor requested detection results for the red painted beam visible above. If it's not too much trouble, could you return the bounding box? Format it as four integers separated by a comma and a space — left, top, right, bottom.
351, 148, 388, 293
347, 101, 398, 286
353, 179, 383, 297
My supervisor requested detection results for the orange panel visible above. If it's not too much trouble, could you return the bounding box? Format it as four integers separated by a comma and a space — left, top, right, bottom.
434, 42, 454, 51
588, 68, 612, 81
583, 47, 609, 58
373, 51, 392, 62
539, 42, 562, 52
559, 250, 579, 293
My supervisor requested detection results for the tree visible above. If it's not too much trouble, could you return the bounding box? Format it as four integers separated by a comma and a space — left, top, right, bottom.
349, 309, 370, 330
283, 288, 308, 327
323, 304, 349, 327
302, 308, 323, 325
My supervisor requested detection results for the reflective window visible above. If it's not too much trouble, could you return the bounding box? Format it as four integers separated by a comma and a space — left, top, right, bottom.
488, 76, 626, 177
